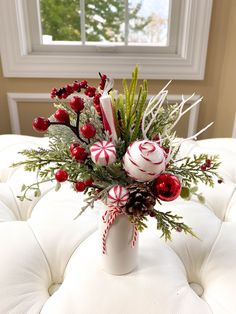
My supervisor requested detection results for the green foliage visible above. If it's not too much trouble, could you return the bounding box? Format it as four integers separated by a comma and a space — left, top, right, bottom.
113, 65, 148, 148
168, 154, 222, 188
40, 0, 151, 42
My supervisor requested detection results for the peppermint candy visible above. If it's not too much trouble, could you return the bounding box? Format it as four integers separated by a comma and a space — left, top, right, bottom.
107, 185, 129, 207
123, 140, 166, 182
90, 141, 116, 166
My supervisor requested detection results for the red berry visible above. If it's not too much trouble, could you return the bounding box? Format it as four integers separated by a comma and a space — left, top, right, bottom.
65, 84, 74, 94
73, 81, 80, 91
54, 109, 70, 124
32, 117, 50, 132
101, 74, 107, 80
51, 87, 57, 99
93, 94, 101, 105
62, 92, 69, 99
153, 135, 160, 142
71, 146, 88, 162
55, 169, 68, 182
83, 178, 94, 186
69, 96, 84, 112
80, 123, 96, 138
74, 181, 86, 192
205, 159, 211, 167
100, 80, 106, 90
69, 143, 79, 153
201, 164, 207, 171
85, 86, 96, 97
80, 80, 87, 88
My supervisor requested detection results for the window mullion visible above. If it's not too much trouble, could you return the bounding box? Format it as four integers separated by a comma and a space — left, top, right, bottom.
124, 0, 129, 46
80, 0, 86, 44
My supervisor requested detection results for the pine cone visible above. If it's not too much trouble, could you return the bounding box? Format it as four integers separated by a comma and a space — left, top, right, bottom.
125, 183, 156, 217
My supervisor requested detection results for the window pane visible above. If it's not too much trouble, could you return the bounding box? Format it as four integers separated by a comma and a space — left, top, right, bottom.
40, 0, 170, 46
128, 0, 170, 46
85, 0, 124, 42
40, 0, 81, 42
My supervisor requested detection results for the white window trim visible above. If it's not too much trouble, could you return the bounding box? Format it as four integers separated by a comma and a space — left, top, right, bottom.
7, 92, 200, 136
0, 0, 213, 79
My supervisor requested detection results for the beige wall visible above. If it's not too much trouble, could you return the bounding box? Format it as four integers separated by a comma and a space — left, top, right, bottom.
0, 0, 235, 138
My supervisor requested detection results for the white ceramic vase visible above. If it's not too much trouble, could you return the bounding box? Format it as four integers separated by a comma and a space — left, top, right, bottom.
98, 203, 139, 275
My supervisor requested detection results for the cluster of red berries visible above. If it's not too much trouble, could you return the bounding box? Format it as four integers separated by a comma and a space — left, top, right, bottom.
50, 80, 88, 99
32, 94, 96, 139
201, 159, 211, 171
93, 93, 102, 116
99, 74, 107, 90
54, 169, 93, 192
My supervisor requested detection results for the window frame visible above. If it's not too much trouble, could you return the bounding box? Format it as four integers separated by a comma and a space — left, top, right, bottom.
0, 0, 213, 79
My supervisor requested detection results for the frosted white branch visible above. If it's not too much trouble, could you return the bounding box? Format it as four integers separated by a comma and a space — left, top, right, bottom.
168, 96, 203, 132
142, 80, 171, 139
179, 122, 214, 145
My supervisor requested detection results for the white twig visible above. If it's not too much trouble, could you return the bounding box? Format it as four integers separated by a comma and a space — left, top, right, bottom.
168, 96, 203, 132
179, 122, 214, 144
142, 82, 171, 138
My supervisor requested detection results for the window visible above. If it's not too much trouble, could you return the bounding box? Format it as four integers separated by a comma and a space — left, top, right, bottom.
0, 0, 213, 79
39, 0, 170, 47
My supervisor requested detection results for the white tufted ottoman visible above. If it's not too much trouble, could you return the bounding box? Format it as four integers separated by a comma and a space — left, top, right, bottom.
0, 135, 236, 314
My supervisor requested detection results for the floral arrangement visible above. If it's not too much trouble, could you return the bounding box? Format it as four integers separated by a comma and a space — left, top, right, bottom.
14, 66, 222, 240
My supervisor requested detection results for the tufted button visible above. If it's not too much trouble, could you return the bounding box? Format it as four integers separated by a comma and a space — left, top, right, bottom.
189, 282, 204, 296
48, 283, 61, 296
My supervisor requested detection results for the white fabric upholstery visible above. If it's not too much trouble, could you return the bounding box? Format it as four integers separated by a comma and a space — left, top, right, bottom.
0, 134, 236, 314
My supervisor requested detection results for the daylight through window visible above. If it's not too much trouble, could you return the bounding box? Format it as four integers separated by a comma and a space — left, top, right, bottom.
40, 0, 170, 46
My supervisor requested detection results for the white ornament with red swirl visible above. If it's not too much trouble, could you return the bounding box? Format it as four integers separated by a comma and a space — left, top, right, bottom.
107, 185, 129, 207
90, 141, 116, 166
123, 140, 166, 182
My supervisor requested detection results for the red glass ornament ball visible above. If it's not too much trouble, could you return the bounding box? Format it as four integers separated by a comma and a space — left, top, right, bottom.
55, 169, 68, 182
70, 145, 88, 162
54, 109, 70, 124
154, 173, 181, 202
74, 181, 86, 192
69, 96, 84, 112
32, 117, 50, 132
80, 123, 96, 138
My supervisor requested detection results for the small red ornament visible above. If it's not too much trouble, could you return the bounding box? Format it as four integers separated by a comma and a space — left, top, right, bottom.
70, 145, 88, 162
80, 123, 96, 138
69, 96, 84, 112
201, 164, 207, 171
83, 178, 94, 186
55, 169, 68, 182
74, 181, 86, 192
154, 173, 181, 202
32, 117, 50, 132
54, 109, 70, 124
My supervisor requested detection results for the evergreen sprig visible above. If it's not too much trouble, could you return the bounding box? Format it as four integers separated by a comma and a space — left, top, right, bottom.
169, 154, 221, 188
